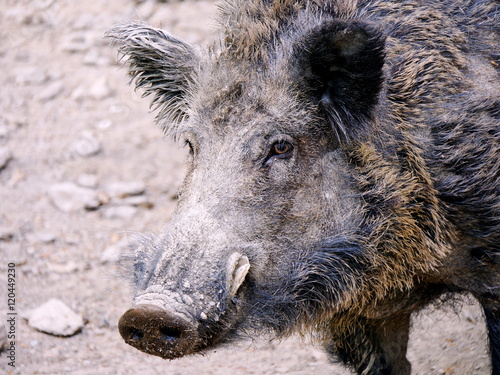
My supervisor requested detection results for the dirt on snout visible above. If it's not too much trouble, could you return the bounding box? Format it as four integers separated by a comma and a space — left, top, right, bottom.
0, 1, 490, 374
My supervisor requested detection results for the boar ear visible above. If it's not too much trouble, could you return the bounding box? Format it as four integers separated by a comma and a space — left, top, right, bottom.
300, 21, 385, 142
106, 22, 198, 128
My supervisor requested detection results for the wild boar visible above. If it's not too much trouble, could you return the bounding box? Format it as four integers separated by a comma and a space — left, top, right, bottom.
106, 1, 499, 374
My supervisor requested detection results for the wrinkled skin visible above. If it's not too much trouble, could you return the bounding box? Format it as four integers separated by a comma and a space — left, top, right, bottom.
107, 1, 500, 374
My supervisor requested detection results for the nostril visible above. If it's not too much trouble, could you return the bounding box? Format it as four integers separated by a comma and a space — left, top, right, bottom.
159, 326, 182, 343
128, 327, 144, 342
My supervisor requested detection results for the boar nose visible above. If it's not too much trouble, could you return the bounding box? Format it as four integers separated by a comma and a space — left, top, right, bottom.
118, 305, 198, 359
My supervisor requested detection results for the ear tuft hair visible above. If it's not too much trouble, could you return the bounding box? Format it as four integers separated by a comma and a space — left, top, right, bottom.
298, 20, 386, 143
106, 22, 198, 130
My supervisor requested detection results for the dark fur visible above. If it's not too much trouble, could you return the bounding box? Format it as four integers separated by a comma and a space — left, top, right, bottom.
107, 1, 499, 374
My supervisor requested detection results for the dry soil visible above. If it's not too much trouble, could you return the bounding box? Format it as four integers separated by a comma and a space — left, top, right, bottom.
0, 1, 491, 374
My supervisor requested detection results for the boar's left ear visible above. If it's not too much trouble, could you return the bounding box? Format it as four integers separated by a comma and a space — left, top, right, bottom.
298, 20, 385, 142
106, 22, 198, 129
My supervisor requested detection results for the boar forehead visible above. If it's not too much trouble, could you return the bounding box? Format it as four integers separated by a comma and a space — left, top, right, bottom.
189, 60, 310, 136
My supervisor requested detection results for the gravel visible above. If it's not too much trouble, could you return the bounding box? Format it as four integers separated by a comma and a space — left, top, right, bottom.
0, 1, 490, 375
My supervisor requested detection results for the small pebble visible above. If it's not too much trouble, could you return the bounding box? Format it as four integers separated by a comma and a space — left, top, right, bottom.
47, 261, 80, 274
88, 76, 112, 100
83, 49, 111, 66
37, 80, 64, 101
60, 32, 90, 53
15, 66, 48, 85
103, 205, 138, 220
115, 195, 153, 208
0, 229, 14, 241
28, 299, 84, 337
107, 181, 146, 198
0, 147, 12, 171
95, 119, 113, 131
0, 123, 10, 138
32, 230, 57, 244
71, 131, 101, 158
77, 173, 98, 189
0, 321, 7, 351
47, 182, 100, 212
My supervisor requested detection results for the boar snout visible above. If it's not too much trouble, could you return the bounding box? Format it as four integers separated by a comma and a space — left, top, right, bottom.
119, 252, 252, 358
119, 304, 198, 359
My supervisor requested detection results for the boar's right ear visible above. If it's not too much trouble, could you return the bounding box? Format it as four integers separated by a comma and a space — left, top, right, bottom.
299, 20, 385, 142
106, 22, 198, 129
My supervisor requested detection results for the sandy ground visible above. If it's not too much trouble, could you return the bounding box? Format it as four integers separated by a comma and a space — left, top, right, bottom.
0, 1, 491, 374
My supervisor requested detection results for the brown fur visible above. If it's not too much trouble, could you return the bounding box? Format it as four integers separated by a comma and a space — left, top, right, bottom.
107, 1, 499, 374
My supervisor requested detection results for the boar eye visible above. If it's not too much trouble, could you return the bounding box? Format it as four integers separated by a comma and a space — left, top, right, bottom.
184, 140, 195, 156
265, 140, 294, 165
